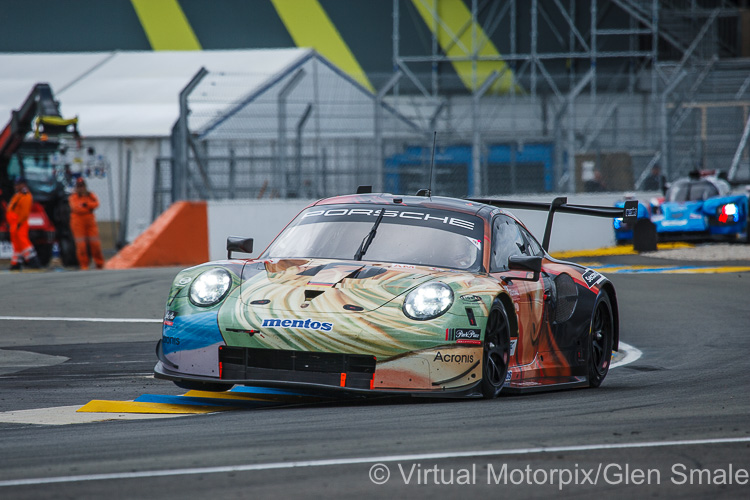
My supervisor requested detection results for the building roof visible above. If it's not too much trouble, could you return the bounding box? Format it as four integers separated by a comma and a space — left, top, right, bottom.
0, 49, 312, 138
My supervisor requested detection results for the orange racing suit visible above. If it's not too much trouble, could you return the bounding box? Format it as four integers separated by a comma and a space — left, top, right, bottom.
69, 191, 104, 269
6, 189, 37, 266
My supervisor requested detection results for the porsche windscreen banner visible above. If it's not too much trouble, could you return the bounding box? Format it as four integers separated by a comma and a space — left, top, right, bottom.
297, 205, 484, 240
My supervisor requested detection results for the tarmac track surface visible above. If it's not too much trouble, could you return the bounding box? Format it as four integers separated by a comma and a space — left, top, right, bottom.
0, 266, 748, 499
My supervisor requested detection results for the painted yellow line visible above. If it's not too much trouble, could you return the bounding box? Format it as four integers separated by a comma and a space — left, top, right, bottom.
661, 266, 750, 274
583, 264, 750, 274
551, 242, 694, 259
271, 0, 374, 92
410, 0, 519, 94
131, 0, 201, 51
77, 400, 233, 414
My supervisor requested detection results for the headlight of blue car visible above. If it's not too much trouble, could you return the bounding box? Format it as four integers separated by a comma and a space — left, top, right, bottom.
403, 282, 454, 320
189, 268, 232, 306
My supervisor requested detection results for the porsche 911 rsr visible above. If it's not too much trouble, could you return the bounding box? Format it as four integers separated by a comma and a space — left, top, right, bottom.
155, 193, 635, 398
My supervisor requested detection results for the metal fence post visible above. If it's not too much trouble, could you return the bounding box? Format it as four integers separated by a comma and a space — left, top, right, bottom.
375, 71, 403, 193
471, 72, 500, 197
277, 69, 306, 198
117, 149, 131, 248
173, 67, 207, 202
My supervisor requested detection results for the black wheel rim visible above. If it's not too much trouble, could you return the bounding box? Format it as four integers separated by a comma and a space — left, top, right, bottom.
591, 302, 611, 375
484, 311, 510, 388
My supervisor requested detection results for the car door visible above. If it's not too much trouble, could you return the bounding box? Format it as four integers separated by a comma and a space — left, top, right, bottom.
488, 215, 545, 366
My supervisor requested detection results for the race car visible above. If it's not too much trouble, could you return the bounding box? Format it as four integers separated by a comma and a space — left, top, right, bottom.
154, 192, 636, 398
614, 171, 749, 244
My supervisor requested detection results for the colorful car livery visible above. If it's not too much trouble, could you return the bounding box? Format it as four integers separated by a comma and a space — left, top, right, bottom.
155, 193, 636, 398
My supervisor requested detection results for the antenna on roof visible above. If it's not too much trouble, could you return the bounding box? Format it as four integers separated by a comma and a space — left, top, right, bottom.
416, 132, 437, 198
428, 131, 436, 198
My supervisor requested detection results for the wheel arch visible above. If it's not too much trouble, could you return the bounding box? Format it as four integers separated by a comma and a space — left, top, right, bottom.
597, 281, 619, 352
493, 292, 519, 338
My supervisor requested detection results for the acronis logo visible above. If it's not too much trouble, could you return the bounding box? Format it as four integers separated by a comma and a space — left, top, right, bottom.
261, 318, 333, 331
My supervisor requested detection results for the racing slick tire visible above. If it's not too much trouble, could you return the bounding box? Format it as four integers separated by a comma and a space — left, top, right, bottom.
35, 243, 52, 267
481, 300, 511, 399
59, 234, 78, 267
587, 292, 614, 388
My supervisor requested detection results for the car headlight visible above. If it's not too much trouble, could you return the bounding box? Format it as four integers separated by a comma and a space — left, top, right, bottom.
189, 268, 232, 306
403, 282, 454, 320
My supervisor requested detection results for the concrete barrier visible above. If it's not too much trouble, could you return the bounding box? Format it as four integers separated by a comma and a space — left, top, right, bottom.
205, 194, 633, 261
106, 194, 638, 267
105, 201, 208, 269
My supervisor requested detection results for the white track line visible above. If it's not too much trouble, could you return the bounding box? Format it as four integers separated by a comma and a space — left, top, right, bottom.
0, 316, 161, 323
0, 436, 747, 487
612, 341, 642, 369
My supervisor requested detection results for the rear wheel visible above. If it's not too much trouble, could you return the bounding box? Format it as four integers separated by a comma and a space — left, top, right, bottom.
59, 234, 78, 267
588, 293, 614, 388
481, 300, 511, 399
35, 243, 52, 266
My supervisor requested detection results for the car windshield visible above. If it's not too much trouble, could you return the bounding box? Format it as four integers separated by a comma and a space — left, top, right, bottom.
667, 180, 719, 202
262, 204, 484, 272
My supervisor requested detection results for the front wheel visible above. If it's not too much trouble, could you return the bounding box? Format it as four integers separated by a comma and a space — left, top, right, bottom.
588, 292, 614, 388
481, 300, 511, 399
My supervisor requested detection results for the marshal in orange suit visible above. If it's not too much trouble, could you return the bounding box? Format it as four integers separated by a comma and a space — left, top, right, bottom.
6, 177, 41, 270
69, 177, 104, 270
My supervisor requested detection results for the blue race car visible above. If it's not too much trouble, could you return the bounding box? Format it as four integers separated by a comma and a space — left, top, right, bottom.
614, 172, 749, 244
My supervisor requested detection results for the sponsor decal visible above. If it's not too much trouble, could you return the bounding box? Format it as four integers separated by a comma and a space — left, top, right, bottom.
261, 318, 333, 332
391, 263, 416, 270
459, 294, 482, 303
582, 269, 605, 289
433, 351, 475, 363
446, 328, 481, 344
504, 370, 512, 386
0, 240, 13, 259
162, 336, 180, 345
625, 207, 638, 218
662, 219, 688, 226
467, 237, 482, 250
510, 338, 517, 356
163, 310, 177, 326
301, 208, 476, 230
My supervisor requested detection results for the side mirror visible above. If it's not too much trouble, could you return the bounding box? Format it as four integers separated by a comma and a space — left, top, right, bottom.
227, 237, 254, 259
507, 255, 542, 282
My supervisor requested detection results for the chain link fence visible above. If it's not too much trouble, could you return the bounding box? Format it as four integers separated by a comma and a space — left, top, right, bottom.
156, 57, 750, 221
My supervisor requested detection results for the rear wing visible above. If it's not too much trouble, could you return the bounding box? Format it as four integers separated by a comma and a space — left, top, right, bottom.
468, 196, 639, 251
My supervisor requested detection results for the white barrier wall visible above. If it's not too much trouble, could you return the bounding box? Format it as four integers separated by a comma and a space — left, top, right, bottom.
206, 194, 642, 261
207, 199, 313, 261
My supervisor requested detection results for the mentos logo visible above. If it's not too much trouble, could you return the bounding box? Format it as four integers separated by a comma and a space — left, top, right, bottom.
261, 318, 333, 332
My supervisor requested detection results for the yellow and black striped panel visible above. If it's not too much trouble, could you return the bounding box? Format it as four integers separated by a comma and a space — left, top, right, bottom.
0, 0, 533, 94
131, 0, 201, 51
